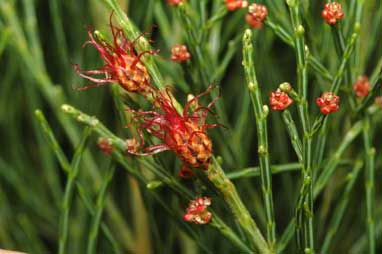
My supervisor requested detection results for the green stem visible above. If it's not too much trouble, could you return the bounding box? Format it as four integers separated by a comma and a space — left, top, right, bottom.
87, 163, 116, 254
321, 160, 363, 253
35, 110, 123, 253
285, 0, 313, 251
227, 163, 301, 180
314, 121, 363, 197
282, 110, 303, 162
362, 116, 376, 254
242, 29, 276, 251
58, 127, 93, 254
206, 158, 271, 254
264, 18, 333, 82
61, 104, 254, 253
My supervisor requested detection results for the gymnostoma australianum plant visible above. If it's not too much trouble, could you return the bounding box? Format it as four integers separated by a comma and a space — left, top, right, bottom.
0, 0, 382, 253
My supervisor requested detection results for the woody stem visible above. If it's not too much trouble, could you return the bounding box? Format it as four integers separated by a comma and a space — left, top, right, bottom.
206, 158, 271, 254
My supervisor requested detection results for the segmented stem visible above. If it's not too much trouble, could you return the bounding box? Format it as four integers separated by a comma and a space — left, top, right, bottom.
207, 158, 271, 254
285, 0, 313, 251
242, 29, 276, 251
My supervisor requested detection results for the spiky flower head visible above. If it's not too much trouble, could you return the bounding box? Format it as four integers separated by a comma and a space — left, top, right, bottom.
225, 0, 248, 11
316, 92, 340, 115
127, 86, 221, 171
269, 89, 293, 110
74, 16, 158, 95
322, 2, 344, 25
171, 44, 191, 62
353, 76, 370, 98
183, 197, 212, 224
246, 3, 268, 29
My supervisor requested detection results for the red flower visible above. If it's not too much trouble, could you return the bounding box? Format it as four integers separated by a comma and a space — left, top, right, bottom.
316, 92, 340, 115
183, 197, 212, 224
127, 85, 221, 170
269, 89, 293, 110
353, 76, 370, 97
171, 44, 191, 62
246, 3, 268, 29
322, 2, 344, 25
167, 0, 186, 6
98, 137, 114, 155
74, 16, 158, 94
225, 0, 248, 11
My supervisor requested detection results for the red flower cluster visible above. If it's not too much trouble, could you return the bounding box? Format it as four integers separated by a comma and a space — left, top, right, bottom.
171, 44, 191, 62
74, 18, 158, 95
316, 92, 340, 115
246, 3, 268, 29
167, 0, 186, 6
225, 0, 248, 11
353, 76, 370, 98
269, 89, 293, 110
97, 137, 114, 155
322, 2, 344, 25
127, 86, 220, 171
183, 197, 212, 224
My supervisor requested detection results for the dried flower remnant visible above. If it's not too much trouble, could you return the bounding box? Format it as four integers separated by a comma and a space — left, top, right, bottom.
225, 0, 248, 11
171, 44, 191, 62
183, 197, 212, 224
322, 2, 344, 25
125, 138, 140, 154
178, 165, 194, 178
269, 89, 293, 110
74, 16, 158, 94
246, 3, 268, 29
167, 0, 186, 6
127, 86, 221, 170
353, 76, 370, 98
316, 92, 340, 115
98, 137, 114, 155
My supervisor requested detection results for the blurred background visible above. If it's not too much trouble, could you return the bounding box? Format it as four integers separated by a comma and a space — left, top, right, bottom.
0, 0, 381, 253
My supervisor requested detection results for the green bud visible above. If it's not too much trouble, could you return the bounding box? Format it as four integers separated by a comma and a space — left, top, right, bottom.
146, 181, 163, 190
279, 82, 292, 92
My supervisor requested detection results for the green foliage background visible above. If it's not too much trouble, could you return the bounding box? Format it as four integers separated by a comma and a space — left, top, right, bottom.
0, 0, 381, 253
